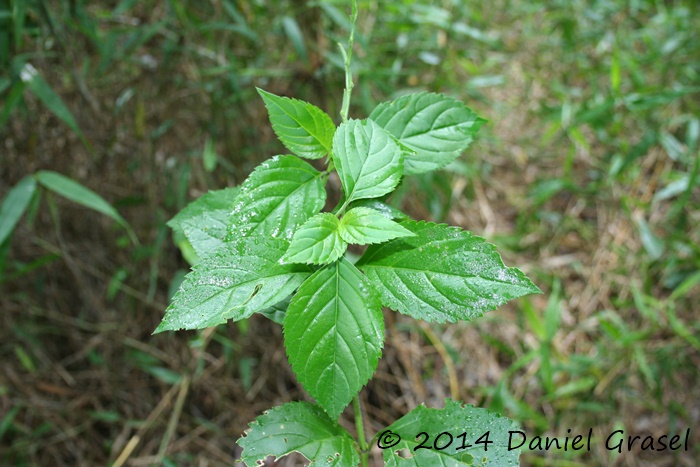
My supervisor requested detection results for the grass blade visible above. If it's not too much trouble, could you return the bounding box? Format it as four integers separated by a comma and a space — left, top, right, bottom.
0, 176, 37, 245
19, 63, 88, 144
35, 171, 137, 243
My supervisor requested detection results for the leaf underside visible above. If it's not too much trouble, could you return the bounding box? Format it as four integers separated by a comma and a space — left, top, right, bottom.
258, 295, 292, 325
155, 235, 311, 333
167, 187, 240, 258
369, 92, 486, 175
378, 400, 521, 466
357, 221, 541, 323
284, 258, 384, 419
237, 401, 359, 467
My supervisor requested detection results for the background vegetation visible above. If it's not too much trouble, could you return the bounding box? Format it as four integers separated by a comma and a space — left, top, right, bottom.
1, 0, 698, 465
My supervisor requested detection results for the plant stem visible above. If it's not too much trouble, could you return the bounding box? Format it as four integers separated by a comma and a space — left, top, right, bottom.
336, 197, 351, 217
339, 0, 358, 122
353, 395, 369, 467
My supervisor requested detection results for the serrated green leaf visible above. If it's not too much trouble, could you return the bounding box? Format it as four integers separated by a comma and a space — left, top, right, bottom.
369, 92, 486, 174
258, 88, 335, 159
376, 400, 521, 466
356, 221, 541, 323
350, 199, 410, 221
0, 176, 37, 245
333, 119, 403, 203
154, 236, 311, 333
282, 213, 347, 265
227, 155, 326, 241
340, 207, 414, 245
237, 401, 359, 467
167, 187, 239, 258
284, 258, 384, 419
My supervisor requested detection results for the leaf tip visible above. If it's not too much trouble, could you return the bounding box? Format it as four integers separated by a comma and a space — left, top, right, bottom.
152, 321, 170, 335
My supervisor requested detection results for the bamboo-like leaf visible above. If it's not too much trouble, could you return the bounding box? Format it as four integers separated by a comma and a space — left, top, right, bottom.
0, 176, 37, 245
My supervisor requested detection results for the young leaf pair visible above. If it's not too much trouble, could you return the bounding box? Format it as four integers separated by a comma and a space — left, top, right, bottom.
281, 207, 414, 265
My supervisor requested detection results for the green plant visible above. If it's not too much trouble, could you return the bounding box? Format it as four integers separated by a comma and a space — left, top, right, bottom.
155, 4, 540, 466
0, 170, 136, 282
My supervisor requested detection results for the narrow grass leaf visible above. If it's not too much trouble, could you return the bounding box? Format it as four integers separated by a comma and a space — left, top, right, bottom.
357, 221, 541, 323
0, 81, 26, 127
0, 176, 37, 245
35, 171, 135, 242
543, 279, 562, 341
0, 406, 21, 442
284, 258, 384, 419
20, 63, 86, 141
635, 217, 664, 260
257, 89, 335, 159
282, 213, 347, 265
369, 92, 486, 174
202, 137, 218, 172
237, 401, 359, 467
12, 0, 26, 50
281, 16, 308, 63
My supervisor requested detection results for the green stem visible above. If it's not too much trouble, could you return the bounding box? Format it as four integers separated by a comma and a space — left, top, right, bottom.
339, 0, 358, 122
353, 395, 369, 467
336, 197, 351, 217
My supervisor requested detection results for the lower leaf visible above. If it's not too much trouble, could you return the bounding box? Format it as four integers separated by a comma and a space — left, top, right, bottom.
376, 400, 521, 466
237, 401, 360, 467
